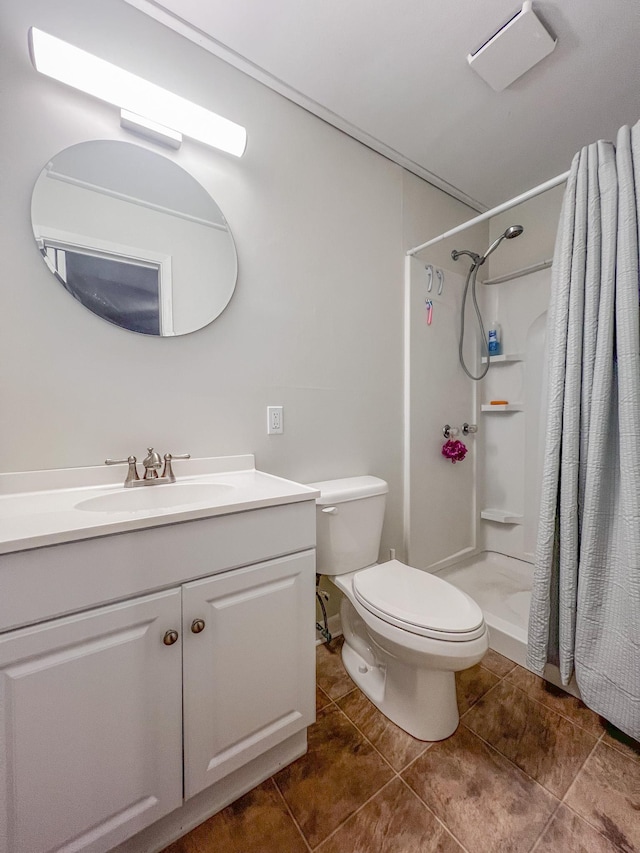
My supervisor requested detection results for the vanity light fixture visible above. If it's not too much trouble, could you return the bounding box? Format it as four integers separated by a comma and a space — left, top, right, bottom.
28, 27, 247, 156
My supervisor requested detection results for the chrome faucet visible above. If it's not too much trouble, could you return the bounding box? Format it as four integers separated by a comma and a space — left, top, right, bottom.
105, 450, 190, 487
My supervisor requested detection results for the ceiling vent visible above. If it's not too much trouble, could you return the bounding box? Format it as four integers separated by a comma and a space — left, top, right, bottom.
468, 1, 557, 92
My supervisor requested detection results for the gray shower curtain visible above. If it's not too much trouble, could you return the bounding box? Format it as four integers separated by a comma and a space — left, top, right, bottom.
527, 121, 640, 740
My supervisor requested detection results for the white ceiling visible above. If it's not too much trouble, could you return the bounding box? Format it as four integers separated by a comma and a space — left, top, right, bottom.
124, 0, 640, 211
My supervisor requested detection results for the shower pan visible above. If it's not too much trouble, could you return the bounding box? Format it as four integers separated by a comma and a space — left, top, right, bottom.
435, 551, 532, 663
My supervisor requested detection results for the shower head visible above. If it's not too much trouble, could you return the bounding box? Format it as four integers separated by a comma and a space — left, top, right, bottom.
479, 224, 524, 263
451, 225, 523, 267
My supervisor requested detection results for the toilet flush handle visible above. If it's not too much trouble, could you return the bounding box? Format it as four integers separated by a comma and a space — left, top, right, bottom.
321, 506, 338, 514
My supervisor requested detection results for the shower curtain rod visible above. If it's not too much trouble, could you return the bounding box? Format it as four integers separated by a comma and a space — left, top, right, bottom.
406, 169, 571, 257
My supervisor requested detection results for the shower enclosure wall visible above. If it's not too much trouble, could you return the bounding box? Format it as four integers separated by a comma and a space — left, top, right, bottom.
403, 193, 560, 674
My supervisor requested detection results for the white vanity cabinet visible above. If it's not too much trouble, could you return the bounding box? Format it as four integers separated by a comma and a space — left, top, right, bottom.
0, 589, 184, 853
182, 551, 315, 798
0, 480, 317, 853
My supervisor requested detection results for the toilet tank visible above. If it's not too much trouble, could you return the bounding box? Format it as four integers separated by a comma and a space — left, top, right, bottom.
308, 476, 388, 576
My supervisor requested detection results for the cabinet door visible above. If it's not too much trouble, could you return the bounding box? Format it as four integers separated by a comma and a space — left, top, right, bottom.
182, 551, 316, 798
0, 588, 183, 853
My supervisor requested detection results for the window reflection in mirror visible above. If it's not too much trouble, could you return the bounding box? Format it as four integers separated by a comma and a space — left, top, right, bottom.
31, 140, 238, 336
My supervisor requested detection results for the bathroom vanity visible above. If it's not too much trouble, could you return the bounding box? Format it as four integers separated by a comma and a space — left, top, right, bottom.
0, 455, 318, 853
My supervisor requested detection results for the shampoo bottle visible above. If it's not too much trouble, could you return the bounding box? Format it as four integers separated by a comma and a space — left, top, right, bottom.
488, 322, 502, 356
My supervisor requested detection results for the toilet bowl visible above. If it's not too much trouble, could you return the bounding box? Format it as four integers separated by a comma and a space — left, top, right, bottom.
310, 476, 488, 741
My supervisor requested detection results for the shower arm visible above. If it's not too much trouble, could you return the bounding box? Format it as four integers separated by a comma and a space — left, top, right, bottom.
451, 249, 481, 265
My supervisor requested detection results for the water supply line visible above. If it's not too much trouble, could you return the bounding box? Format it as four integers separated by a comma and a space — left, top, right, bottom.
316, 574, 332, 643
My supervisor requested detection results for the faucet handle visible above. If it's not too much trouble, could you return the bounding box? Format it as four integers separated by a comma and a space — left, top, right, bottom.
105, 456, 140, 485
161, 453, 191, 482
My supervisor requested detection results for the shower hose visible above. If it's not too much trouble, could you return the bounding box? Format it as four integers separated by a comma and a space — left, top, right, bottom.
459, 262, 490, 381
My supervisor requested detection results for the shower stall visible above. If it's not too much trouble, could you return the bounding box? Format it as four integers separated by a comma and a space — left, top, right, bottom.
403, 190, 561, 676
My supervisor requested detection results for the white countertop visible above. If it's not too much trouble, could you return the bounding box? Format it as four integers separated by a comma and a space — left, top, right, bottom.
0, 455, 319, 554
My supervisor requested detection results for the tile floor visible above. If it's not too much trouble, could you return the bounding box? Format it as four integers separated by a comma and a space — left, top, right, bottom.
163, 638, 640, 853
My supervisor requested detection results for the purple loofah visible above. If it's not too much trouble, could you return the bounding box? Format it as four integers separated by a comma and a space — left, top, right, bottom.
442, 438, 468, 463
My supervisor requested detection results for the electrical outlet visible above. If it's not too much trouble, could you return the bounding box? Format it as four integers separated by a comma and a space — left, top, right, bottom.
267, 406, 283, 434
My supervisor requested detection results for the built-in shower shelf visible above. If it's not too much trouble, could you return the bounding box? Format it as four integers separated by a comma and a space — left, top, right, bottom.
481, 352, 524, 364
481, 509, 524, 525
480, 403, 524, 412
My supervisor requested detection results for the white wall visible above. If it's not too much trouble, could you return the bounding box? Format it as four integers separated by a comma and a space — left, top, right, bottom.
403, 175, 489, 570
478, 186, 565, 561
0, 0, 482, 570
478, 267, 552, 561
405, 257, 478, 570
403, 179, 566, 570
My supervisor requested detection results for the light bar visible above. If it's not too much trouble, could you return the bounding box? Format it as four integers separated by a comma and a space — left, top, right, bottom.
29, 27, 247, 157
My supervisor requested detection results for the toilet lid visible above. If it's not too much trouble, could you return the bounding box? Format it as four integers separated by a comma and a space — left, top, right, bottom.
353, 560, 485, 640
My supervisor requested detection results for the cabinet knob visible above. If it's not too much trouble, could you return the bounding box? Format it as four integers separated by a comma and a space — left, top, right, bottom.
163, 630, 179, 646
191, 619, 206, 634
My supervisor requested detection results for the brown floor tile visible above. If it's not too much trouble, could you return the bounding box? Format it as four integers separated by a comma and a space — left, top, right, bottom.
506, 666, 604, 736
482, 647, 517, 677
535, 804, 626, 853
402, 724, 558, 853
337, 688, 429, 771
159, 779, 307, 853
565, 742, 640, 853
316, 684, 331, 712
455, 663, 500, 714
316, 637, 356, 700
464, 680, 598, 797
602, 723, 640, 765
274, 704, 394, 848
316, 778, 463, 853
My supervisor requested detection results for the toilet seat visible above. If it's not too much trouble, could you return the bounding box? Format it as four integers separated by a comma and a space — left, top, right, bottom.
353, 560, 486, 641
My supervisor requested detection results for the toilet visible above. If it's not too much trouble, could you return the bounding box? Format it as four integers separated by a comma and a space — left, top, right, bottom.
310, 475, 489, 741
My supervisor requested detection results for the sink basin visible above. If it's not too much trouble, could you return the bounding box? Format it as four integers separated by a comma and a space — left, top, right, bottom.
76, 483, 235, 513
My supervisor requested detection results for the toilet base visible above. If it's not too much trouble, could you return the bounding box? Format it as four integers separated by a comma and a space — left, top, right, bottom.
341, 640, 460, 741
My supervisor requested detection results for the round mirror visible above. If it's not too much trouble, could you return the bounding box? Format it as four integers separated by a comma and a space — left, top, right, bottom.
31, 140, 238, 336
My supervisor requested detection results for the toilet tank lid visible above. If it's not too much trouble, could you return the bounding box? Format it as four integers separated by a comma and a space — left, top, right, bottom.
307, 476, 388, 505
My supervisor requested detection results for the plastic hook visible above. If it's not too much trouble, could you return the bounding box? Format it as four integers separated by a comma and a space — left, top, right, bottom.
425, 264, 433, 292
436, 268, 444, 295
